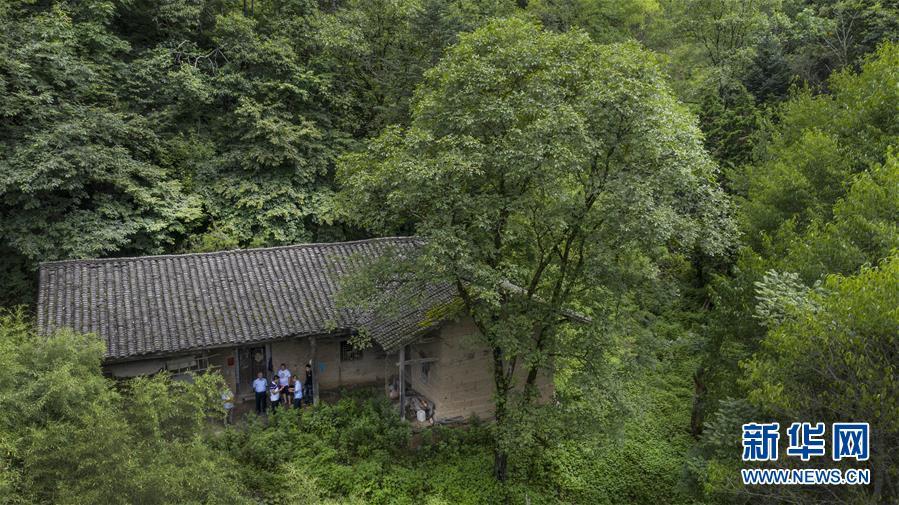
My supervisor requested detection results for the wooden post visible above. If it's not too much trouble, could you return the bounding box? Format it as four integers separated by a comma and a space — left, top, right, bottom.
310, 336, 320, 406
383, 352, 389, 395
235, 348, 241, 396
398, 346, 406, 420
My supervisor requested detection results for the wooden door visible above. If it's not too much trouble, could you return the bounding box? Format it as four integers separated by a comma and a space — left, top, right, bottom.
238, 346, 267, 393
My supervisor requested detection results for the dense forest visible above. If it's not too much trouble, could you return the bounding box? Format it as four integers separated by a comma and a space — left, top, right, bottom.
1, 0, 897, 504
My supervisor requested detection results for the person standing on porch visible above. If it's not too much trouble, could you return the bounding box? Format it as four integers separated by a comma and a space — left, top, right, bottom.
221, 386, 235, 424
277, 363, 291, 387
304, 363, 314, 406
291, 375, 303, 408
269, 375, 281, 411
252, 372, 268, 414
277, 364, 292, 407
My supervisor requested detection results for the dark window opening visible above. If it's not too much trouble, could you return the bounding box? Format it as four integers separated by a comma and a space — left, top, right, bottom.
340, 340, 362, 361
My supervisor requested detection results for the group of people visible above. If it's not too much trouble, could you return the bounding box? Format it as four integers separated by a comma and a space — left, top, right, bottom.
252, 363, 314, 414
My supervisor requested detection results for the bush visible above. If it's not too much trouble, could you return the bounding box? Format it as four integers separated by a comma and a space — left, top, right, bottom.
0, 309, 249, 505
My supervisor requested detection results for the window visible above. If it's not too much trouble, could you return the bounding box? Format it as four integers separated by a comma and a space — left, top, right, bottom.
166, 353, 216, 374
420, 362, 431, 384
340, 340, 362, 361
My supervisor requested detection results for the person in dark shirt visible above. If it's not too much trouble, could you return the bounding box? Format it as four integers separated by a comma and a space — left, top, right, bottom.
304, 363, 314, 406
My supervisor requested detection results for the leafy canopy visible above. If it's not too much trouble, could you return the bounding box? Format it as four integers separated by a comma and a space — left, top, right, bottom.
339, 17, 733, 479
339, 17, 733, 318
740, 42, 899, 244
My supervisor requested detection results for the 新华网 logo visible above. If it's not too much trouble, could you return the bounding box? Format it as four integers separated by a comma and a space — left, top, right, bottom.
740, 421, 871, 486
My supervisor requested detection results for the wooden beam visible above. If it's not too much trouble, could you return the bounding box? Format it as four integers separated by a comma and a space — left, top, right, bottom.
395, 357, 438, 366
398, 346, 405, 419
310, 336, 320, 406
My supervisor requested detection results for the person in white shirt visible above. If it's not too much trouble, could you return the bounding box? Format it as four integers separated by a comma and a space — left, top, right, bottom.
252, 372, 268, 414
269, 376, 281, 410
277, 364, 291, 386
277, 364, 292, 407
291, 375, 303, 408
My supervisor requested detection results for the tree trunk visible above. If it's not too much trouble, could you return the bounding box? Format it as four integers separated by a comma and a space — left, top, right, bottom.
493, 444, 508, 482
690, 366, 707, 438
873, 426, 885, 499
492, 345, 510, 483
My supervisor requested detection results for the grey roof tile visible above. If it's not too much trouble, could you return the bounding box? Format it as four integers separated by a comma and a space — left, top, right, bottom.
36, 237, 455, 359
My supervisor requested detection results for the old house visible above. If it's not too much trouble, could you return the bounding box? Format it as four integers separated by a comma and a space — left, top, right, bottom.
35, 237, 552, 422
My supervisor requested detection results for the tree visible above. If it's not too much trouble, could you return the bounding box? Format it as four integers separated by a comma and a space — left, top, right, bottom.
0, 309, 247, 504
0, 1, 201, 305
338, 18, 733, 482
527, 0, 661, 43
742, 33, 792, 104
742, 254, 899, 503
696, 76, 762, 178
776, 150, 899, 282
692, 45, 899, 500
672, 0, 778, 68
788, 0, 899, 84
740, 42, 898, 248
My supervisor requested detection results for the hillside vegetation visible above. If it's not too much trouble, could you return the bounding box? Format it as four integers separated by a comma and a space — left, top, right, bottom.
1, 1, 896, 503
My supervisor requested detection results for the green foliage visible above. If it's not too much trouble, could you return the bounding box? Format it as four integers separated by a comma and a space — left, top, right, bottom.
0, 313, 719, 504
736, 256, 899, 503
700, 44, 899, 376
1, 0, 897, 502
746, 256, 899, 426
679, 35, 898, 505
0, 0, 525, 305
694, 39, 898, 505
741, 42, 899, 243
339, 15, 735, 348
217, 394, 506, 504
528, 0, 661, 43
550, 340, 700, 505
697, 77, 762, 174
339, 16, 733, 480
0, 1, 201, 304
198, 13, 340, 246
742, 34, 793, 103
673, 0, 779, 68
786, 0, 899, 85
0, 310, 247, 505
774, 151, 899, 281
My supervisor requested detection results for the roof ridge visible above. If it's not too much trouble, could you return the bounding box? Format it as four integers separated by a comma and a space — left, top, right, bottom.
38, 236, 419, 268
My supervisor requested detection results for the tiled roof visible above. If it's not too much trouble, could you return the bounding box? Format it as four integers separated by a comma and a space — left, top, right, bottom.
36, 237, 455, 359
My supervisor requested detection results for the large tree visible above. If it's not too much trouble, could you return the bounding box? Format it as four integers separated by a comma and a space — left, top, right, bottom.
338, 18, 733, 482
0, 1, 202, 305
